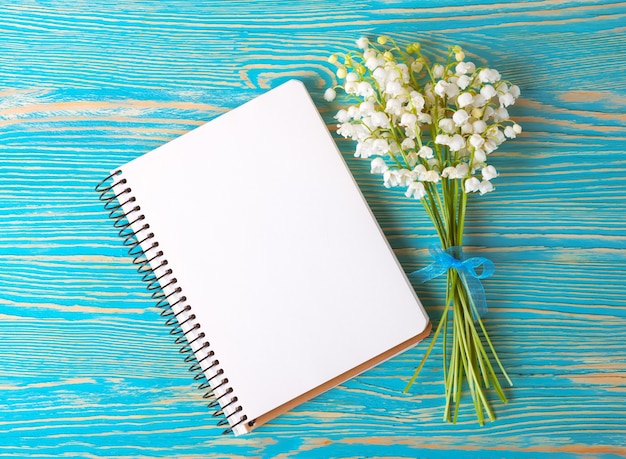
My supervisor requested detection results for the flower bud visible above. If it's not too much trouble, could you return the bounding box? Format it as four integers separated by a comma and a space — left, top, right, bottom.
411, 60, 424, 73
471, 108, 484, 119
324, 88, 336, 102
356, 37, 369, 49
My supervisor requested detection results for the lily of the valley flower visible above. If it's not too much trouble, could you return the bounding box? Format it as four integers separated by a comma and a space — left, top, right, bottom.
327, 37, 520, 200
325, 36, 520, 426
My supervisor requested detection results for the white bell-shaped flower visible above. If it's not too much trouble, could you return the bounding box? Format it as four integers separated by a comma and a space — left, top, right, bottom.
405, 181, 426, 199
478, 179, 494, 195
453, 109, 470, 126
482, 165, 498, 180
464, 177, 481, 193
370, 157, 389, 174
418, 145, 434, 159
457, 93, 474, 108
448, 134, 465, 151
439, 118, 456, 133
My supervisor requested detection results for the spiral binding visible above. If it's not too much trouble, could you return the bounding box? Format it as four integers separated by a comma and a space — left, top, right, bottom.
96, 170, 252, 434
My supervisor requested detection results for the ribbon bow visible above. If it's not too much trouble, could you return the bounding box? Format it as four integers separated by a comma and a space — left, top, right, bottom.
410, 245, 495, 321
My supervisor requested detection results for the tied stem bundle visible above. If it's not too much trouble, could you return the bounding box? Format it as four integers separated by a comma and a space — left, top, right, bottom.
325, 36, 519, 423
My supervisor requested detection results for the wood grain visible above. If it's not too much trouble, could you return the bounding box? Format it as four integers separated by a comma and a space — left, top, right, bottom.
1, 1, 626, 457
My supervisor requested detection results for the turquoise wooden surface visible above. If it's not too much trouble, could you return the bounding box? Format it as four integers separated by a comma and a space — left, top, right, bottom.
1, 1, 625, 458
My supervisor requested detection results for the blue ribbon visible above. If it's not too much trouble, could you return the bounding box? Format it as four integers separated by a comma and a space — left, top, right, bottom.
410, 245, 495, 321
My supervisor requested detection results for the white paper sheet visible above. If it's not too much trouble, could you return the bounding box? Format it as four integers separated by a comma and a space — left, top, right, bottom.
113, 79, 429, 435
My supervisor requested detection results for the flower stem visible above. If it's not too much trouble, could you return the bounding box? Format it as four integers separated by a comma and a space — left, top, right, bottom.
406, 152, 510, 423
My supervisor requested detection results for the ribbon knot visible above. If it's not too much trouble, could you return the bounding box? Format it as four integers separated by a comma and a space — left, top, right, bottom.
410, 245, 494, 321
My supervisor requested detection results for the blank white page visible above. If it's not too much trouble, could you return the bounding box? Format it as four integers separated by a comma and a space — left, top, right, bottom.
114, 79, 429, 434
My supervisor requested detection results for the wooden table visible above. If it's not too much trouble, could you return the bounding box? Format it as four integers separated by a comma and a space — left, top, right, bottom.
2, 1, 625, 457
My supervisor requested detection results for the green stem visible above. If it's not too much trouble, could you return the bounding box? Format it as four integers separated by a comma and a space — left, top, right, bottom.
403, 296, 451, 392
474, 313, 513, 387
451, 288, 492, 423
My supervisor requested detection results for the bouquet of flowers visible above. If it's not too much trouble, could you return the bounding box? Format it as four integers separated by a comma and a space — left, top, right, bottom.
325, 36, 520, 424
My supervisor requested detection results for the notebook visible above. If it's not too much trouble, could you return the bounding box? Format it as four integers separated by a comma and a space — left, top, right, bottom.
96, 79, 430, 435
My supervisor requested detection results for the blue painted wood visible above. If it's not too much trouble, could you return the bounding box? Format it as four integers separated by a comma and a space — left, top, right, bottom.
1, 1, 626, 457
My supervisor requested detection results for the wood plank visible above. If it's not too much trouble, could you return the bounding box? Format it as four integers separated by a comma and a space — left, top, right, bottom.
1, 0, 625, 457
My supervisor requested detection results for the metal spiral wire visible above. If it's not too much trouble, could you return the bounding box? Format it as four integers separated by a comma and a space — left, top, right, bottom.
96, 170, 250, 434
